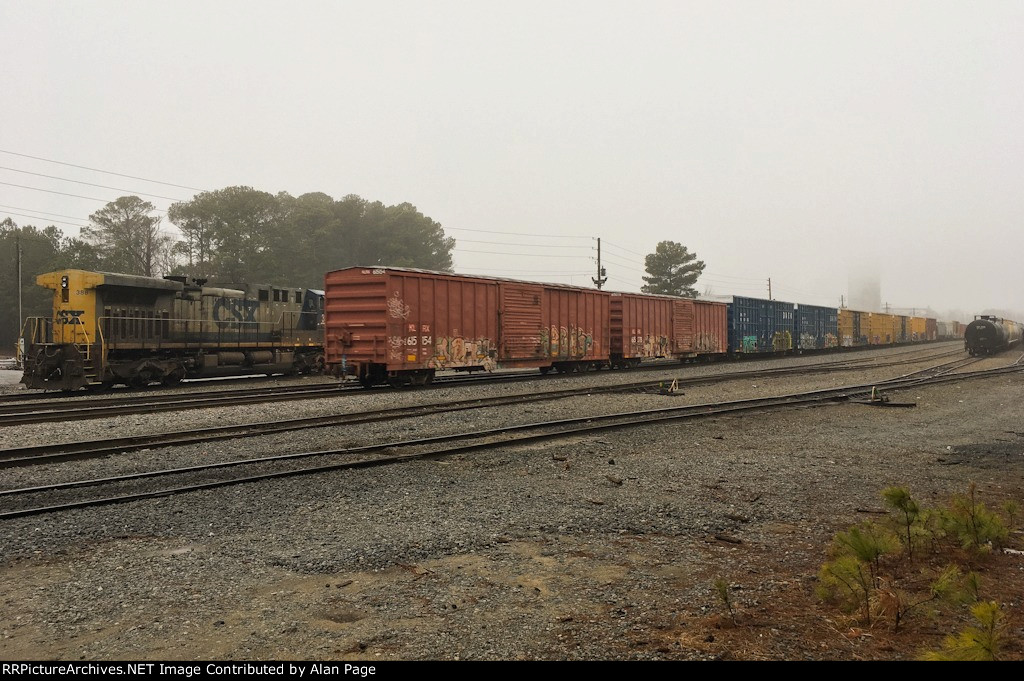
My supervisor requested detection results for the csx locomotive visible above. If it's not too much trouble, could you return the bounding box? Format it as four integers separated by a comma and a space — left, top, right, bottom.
20, 269, 324, 390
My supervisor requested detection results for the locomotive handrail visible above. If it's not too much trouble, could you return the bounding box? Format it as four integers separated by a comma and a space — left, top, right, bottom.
95, 315, 320, 345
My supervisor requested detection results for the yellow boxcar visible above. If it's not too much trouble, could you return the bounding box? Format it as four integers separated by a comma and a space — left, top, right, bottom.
838, 309, 869, 347
893, 315, 907, 343
909, 316, 927, 342
869, 313, 895, 345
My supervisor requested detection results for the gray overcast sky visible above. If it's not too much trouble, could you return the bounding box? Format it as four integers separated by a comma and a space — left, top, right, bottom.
3, 1, 1022, 317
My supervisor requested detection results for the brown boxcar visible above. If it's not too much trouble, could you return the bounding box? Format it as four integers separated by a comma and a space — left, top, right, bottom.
925, 317, 937, 341
609, 293, 727, 366
689, 299, 729, 355
324, 267, 611, 386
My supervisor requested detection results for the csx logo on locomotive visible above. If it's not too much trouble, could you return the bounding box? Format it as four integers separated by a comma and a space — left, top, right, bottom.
55, 309, 85, 325
212, 297, 260, 329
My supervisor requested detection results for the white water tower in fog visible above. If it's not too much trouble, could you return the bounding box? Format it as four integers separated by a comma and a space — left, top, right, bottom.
847, 270, 881, 312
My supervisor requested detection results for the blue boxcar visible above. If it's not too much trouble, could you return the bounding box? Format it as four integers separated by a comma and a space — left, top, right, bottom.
795, 304, 839, 350
727, 296, 796, 354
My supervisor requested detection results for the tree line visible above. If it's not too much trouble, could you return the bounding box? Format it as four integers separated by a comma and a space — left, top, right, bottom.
1, 187, 456, 350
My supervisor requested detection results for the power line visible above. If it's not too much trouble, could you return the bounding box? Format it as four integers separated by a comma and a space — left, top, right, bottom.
0, 210, 88, 229
601, 240, 648, 258
460, 272, 588, 279
455, 238, 592, 249
0, 166, 189, 202
456, 247, 592, 258
599, 252, 647, 271
703, 270, 767, 282
607, 275, 643, 288
0, 204, 90, 222
457, 267, 593, 274
447, 226, 591, 239
0, 149, 208, 192
0, 181, 167, 211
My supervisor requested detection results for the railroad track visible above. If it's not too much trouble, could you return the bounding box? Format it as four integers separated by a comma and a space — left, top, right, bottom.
0, 350, 970, 465
0, 347, 964, 427
1, 356, 1017, 520
0, 342, 960, 408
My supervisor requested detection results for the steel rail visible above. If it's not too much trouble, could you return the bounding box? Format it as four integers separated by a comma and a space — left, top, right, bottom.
1, 361, 1018, 520
0, 350, 970, 464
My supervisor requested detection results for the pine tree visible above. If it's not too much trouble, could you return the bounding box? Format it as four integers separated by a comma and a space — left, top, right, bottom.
641, 241, 705, 297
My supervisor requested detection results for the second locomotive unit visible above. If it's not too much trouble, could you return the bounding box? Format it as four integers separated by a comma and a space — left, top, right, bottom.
20, 269, 324, 390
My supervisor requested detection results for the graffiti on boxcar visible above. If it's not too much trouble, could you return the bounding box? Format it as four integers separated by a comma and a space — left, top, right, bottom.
388, 335, 405, 360
429, 336, 497, 370
212, 297, 259, 329
539, 326, 594, 358
630, 332, 669, 358
694, 333, 721, 353
539, 327, 555, 356
824, 333, 838, 348
387, 292, 411, 320
772, 331, 793, 352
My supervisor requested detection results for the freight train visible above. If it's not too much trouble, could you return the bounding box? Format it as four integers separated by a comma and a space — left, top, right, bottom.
323, 267, 948, 387
964, 316, 1023, 356
20, 269, 324, 390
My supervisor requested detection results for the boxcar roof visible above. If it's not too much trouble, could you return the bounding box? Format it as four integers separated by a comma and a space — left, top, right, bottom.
703, 294, 797, 306
328, 265, 611, 293
607, 290, 728, 305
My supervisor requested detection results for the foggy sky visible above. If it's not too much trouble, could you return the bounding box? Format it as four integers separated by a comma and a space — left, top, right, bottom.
3, 1, 1022, 318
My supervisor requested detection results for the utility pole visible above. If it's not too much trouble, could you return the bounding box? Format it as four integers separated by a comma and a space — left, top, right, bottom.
840, 295, 845, 308
16, 228, 22, 336
884, 302, 890, 314
767, 277, 772, 300
592, 237, 607, 290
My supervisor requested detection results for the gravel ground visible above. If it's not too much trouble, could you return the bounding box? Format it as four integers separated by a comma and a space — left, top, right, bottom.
1, 342, 1021, 660
0, 370, 21, 391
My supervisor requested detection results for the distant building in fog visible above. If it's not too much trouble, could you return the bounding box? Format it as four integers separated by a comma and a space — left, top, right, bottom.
847, 271, 881, 312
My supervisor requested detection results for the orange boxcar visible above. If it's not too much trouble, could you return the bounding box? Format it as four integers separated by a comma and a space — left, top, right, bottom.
324, 267, 611, 386
609, 293, 727, 366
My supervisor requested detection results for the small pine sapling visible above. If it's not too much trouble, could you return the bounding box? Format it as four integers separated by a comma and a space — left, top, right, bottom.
818, 555, 875, 625
921, 601, 1004, 661
1000, 500, 1019, 531
963, 571, 983, 603
943, 483, 1009, 551
882, 486, 921, 561
874, 564, 960, 633
713, 577, 736, 625
833, 521, 899, 586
